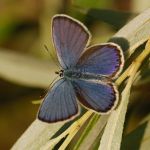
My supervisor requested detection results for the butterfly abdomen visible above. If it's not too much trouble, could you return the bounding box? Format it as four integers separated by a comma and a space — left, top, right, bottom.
64, 69, 109, 81
64, 69, 82, 79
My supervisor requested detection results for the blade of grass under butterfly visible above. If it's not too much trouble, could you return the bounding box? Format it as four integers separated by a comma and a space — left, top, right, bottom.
70, 115, 108, 150
11, 119, 64, 150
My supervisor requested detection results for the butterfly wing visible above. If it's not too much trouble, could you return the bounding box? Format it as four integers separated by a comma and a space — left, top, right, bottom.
38, 79, 79, 123
52, 14, 91, 69
73, 79, 118, 113
76, 43, 124, 78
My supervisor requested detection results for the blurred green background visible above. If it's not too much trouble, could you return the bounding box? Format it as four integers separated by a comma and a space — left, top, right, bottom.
0, 0, 150, 149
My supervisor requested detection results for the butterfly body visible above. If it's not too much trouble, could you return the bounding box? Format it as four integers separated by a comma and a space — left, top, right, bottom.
63, 69, 109, 82
38, 14, 124, 123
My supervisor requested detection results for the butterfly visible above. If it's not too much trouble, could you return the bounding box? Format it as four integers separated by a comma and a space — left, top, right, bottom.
38, 14, 124, 123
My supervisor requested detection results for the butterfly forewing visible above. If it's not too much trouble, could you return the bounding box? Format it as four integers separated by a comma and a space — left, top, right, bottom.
77, 43, 124, 78
38, 79, 79, 123
73, 79, 118, 113
52, 15, 91, 69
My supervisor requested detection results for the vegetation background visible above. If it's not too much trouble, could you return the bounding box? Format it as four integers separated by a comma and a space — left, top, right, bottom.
0, 0, 150, 149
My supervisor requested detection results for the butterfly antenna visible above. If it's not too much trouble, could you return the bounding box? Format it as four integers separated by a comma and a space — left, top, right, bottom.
49, 75, 60, 88
40, 75, 60, 99
44, 44, 61, 69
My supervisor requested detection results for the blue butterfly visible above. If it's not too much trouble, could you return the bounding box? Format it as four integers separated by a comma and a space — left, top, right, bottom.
38, 14, 124, 123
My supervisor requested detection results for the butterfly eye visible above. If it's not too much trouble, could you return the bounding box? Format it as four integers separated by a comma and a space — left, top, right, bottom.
55, 71, 59, 75
60, 70, 64, 77
55, 70, 64, 77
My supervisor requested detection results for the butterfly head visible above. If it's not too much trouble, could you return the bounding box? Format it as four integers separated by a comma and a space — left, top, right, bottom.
55, 70, 64, 77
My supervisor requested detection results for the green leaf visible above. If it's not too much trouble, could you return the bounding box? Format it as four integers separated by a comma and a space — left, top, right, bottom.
86, 9, 133, 29
98, 78, 132, 150
73, 0, 109, 9
121, 118, 150, 150
0, 20, 16, 43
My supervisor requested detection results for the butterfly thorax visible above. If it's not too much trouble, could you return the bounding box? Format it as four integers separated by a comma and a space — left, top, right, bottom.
63, 69, 110, 82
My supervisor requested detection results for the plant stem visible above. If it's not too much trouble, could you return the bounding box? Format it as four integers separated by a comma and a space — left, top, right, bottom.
42, 110, 93, 149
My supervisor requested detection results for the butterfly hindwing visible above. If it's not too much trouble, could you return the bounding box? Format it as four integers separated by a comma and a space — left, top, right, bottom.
38, 79, 79, 123
52, 15, 91, 69
77, 43, 124, 78
72, 79, 118, 113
